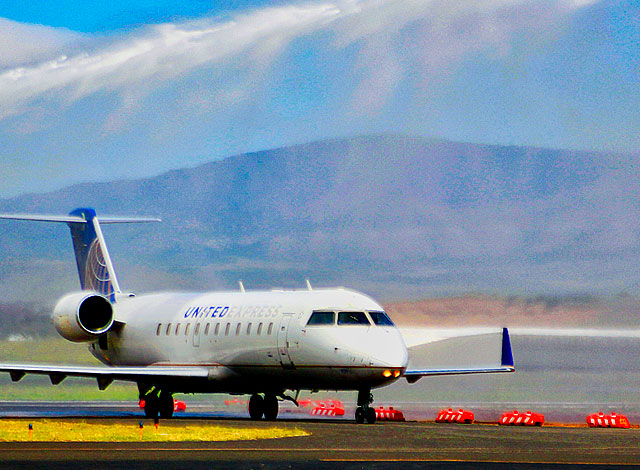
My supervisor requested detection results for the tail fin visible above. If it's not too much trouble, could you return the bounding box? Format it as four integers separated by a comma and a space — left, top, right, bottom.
0, 207, 160, 302
68, 208, 119, 301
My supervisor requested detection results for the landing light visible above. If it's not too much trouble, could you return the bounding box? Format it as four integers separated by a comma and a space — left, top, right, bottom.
383, 370, 392, 378
393, 370, 401, 378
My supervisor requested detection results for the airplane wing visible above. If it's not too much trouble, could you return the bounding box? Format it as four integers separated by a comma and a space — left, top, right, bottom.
401, 327, 514, 383
0, 363, 214, 390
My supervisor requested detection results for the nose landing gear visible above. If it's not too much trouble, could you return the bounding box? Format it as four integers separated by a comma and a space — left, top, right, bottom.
355, 389, 376, 424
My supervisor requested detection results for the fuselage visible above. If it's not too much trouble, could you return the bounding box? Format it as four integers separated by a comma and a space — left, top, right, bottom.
89, 288, 408, 393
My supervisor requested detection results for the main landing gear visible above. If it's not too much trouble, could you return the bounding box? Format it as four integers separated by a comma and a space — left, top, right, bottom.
355, 389, 376, 424
141, 388, 175, 419
249, 393, 279, 420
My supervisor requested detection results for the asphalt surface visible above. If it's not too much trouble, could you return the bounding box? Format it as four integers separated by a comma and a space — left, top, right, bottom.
1, 402, 640, 468
1, 420, 639, 468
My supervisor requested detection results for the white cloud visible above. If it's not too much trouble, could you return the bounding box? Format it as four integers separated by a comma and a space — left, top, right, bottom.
0, 18, 83, 69
0, 0, 599, 121
0, 4, 341, 119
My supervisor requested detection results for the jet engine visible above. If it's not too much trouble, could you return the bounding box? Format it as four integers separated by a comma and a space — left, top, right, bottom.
52, 292, 114, 342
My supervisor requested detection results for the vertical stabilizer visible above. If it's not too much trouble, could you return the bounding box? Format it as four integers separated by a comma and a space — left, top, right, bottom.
0, 207, 160, 303
67, 208, 120, 302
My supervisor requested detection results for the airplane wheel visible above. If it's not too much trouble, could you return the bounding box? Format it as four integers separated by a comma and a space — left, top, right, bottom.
248, 394, 264, 420
159, 392, 174, 419
263, 394, 279, 421
355, 407, 365, 424
365, 407, 376, 424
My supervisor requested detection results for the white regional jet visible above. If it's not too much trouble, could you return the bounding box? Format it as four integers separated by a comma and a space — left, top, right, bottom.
0, 208, 514, 423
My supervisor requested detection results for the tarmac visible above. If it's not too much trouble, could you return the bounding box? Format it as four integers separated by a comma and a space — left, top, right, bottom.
1, 417, 640, 468
1, 401, 640, 468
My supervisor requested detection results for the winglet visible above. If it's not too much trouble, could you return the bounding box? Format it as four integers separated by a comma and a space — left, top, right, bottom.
501, 327, 514, 368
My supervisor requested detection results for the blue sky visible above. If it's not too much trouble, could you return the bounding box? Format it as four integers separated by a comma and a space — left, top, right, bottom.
0, 1, 274, 32
0, 0, 638, 198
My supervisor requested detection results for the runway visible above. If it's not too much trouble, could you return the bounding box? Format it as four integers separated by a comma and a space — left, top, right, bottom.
1, 402, 639, 468
1, 419, 639, 468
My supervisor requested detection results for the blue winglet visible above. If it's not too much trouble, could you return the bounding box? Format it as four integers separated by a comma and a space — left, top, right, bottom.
501, 327, 514, 368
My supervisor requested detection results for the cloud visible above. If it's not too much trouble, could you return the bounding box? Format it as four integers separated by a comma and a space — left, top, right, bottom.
0, 3, 341, 119
0, 0, 599, 121
0, 18, 84, 69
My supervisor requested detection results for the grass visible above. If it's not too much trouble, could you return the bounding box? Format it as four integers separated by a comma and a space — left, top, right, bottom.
0, 337, 102, 365
0, 337, 139, 400
0, 419, 310, 442
0, 381, 137, 400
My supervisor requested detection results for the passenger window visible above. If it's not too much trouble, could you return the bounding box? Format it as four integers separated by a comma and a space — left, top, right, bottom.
215, 323, 220, 336
307, 311, 335, 326
195, 323, 200, 336
267, 323, 273, 335
166, 323, 172, 335
235, 323, 241, 336
247, 323, 252, 335
185, 324, 191, 335
156, 324, 162, 336
225, 323, 230, 336
337, 311, 370, 325
257, 323, 263, 335
204, 323, 210, 335
368, 311, 395, 326
175, 324, 181, 335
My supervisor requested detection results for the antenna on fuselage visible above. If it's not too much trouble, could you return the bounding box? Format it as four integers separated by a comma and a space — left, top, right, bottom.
305, 279, 313, 291
238, 281, 245, 293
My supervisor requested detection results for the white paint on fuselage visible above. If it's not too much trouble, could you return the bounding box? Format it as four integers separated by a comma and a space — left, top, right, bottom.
90, 288, 408, 392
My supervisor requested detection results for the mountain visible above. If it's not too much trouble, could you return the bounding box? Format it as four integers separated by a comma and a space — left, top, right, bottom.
0, 135, 638, 303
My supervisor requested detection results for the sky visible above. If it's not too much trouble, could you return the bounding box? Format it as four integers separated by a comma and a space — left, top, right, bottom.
0, 0, 638, 198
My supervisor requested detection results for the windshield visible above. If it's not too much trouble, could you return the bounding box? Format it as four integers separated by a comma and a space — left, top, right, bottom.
368, 311, 395, 326
307, 311, 335, 326
337, 311, 371, 326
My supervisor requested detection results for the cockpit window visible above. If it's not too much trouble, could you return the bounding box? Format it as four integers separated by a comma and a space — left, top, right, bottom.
337, 311, 371, 326
307, 311, 335, 326
368, 311, 395, 326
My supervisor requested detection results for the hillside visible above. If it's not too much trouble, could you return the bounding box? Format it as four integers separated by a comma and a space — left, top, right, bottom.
0, 135, 638, 306
384, 294, 640, 328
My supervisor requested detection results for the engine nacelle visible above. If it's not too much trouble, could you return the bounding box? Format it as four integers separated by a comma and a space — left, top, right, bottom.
52, 292, 114, 342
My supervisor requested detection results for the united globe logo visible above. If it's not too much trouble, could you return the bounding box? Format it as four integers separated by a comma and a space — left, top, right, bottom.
84, 239, 114, 300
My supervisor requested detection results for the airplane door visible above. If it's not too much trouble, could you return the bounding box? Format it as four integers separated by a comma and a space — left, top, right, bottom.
277, 314, 295, 369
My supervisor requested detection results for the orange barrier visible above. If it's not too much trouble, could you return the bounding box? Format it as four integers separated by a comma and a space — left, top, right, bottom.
499, 410, 544, 426
375, 406, 405, 421
311, 401, 345, 417
586, 412, 630, 428
300, 398, 343, 408
436, 408, 474, 424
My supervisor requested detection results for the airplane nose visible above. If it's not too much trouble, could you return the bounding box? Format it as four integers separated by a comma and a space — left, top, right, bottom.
368, 331, 408, 369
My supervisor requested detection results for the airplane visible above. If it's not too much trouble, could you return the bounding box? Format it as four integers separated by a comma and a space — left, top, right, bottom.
0, 208, 514, 423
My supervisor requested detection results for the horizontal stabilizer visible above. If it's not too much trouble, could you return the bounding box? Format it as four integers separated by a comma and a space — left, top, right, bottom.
0, 213, 161, 224
0, 214, 86, 223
